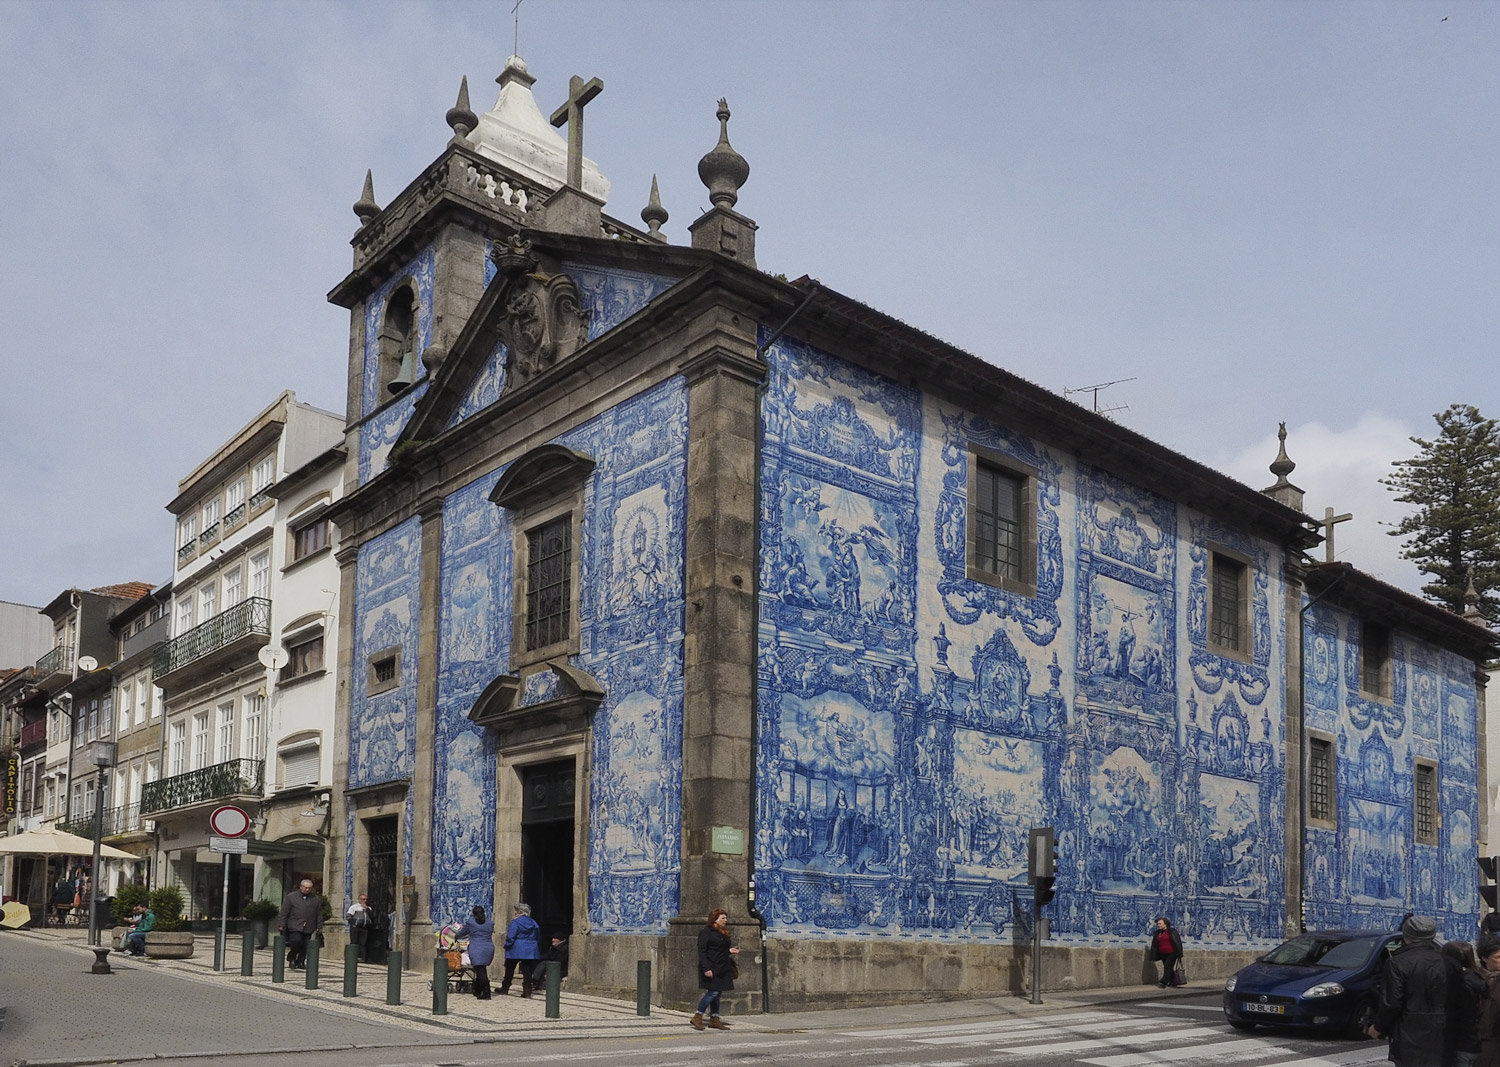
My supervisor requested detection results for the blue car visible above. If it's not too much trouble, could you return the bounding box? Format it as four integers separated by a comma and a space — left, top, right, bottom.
1222, 929, 1403, 1037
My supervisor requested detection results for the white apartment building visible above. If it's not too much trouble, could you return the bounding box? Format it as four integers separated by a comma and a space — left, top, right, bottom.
145, 391, 343, 920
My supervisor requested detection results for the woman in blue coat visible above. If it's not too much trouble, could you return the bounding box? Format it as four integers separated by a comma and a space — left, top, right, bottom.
458, 905, 496, 999
501, 903, 541, 997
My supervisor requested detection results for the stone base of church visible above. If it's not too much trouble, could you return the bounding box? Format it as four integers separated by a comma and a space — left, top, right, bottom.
567, 929, 1260, 1013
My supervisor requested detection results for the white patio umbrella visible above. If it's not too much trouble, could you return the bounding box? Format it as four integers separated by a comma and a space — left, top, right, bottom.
0, 828, 135, 860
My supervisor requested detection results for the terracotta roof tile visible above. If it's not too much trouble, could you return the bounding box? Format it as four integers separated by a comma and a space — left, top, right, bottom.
90, 581, 155, 602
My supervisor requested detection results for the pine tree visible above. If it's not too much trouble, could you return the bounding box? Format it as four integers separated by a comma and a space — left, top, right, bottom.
1383, 404, 1500, 615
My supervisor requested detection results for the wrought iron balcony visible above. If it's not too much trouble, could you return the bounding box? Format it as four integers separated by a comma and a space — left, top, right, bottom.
249, 485, 273, 511
223, 502, 246, 530
198, 521, 220, 547
177, 541, 197, 564
58, 814, 96, 838
141, 758, 263, 814
35, 643, 73, 682
152, 597, 270, 682
63, 801, 146, 836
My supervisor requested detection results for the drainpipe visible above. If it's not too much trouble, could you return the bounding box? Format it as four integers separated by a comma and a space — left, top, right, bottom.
744, 283, 822, 1013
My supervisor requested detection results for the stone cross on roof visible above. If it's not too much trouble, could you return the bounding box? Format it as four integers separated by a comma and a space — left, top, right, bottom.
550, 74, 603, 191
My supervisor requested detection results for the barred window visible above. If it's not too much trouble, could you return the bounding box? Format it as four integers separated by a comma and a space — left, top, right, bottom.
1414, 762, 1437, 844
525, 517, 571, 650
974, 464, 1023, 581
1210, 552, 1247, 653
1309, 737, 1335, 823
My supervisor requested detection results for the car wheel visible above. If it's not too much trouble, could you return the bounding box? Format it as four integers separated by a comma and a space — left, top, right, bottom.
1228, 1020, 1257, 1032
1349, 998, 1377, 1040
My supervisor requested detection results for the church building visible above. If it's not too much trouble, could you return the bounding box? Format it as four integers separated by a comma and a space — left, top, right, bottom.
323, 54, 1495, 1009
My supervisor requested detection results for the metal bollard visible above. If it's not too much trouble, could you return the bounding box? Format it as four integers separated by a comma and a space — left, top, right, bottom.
432, 955, 448, 1016
214, 928, 225, 972
240, 930, 254, 976
272, 935, 285, 983
386, 950, 403, 1005
545, 959, 561, 1019
636, 959, 651, 1017
305, 938, 320, 989
344, 943, 359, 997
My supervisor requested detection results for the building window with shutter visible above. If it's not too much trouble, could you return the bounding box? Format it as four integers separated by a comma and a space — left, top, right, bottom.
278, 741, 321, 790
1208, 548, 1252, 658
965, 445, 1038, 596
280, 632, 325, 683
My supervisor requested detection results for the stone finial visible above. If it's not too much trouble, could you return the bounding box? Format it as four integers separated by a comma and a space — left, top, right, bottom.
1261, 420, 1305, 512
641, 174, 668, 239
353, 169, 380, 227
1464, 566, 1486, 622
498, 53, 536, 90
697, 98, 749, 209
447, 75, 478, 142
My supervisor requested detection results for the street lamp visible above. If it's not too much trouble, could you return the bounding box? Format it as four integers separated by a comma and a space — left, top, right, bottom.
85, 739, 117, 964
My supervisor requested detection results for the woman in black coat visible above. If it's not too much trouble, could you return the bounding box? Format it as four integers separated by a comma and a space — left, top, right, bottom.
1148, 916, 1184, 988
691, 908, 740, 1031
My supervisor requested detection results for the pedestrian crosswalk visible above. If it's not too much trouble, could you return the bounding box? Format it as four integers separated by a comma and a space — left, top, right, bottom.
842, 1009, 1393, 1067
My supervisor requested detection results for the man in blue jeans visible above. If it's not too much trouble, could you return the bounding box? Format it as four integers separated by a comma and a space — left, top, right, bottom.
124, 903, 155, 956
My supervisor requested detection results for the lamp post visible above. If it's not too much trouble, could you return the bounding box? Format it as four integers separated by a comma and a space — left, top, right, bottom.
85, 740, 118, 962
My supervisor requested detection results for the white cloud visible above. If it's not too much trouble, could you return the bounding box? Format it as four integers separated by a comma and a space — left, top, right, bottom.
1221, 413, 1428, 595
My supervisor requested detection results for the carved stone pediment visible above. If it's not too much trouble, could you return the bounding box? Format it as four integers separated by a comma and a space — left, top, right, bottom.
487, 237, 590, 383
467, 659, 604, 750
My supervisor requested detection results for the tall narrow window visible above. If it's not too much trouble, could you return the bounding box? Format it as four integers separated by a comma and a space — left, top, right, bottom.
216, 700, 236, 763
252, 455, 275, 495
176, 597, 195, 635
199, 582, 218, 622
223, 568, 243, 609
525, 516, 572, 650
293, 518, 330, 561
1360, 621, 1392, 699
191, 712, 210, 770
118, 683, 133, 733
1414, 761, 1438, 844
250, 551, 271, 601
1209, 552, 1249, 654
243, 693, 264, 762
1308, 736, 1335, 823
139, 678, 154, 722
169, 721, 186, 776
281, 633, 325, 681
177, 515, 198, 549
974, 463, 1023, 581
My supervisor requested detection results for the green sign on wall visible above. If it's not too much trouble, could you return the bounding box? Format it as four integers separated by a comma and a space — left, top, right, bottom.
710, 825, 745, 856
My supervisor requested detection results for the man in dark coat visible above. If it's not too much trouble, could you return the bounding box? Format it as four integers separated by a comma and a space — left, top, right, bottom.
278, 879, 323, 971
1368, 914, 1461, 1066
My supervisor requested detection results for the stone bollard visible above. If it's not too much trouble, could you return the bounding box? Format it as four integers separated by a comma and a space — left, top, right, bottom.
545, 960, 561, 1019
240, 930, 254, 976
272, 935, 285, 983
344, 943, 359, 997
432, 955, 448, 1016
386, 950, 403, 1005
305, 938, 320, 989
636, 959, 651, 1017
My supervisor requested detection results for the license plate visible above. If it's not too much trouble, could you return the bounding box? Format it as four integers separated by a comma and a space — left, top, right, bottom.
1243, 1002, 1285, 1015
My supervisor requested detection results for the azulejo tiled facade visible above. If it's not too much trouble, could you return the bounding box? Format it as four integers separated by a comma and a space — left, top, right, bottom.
324, 62, 1493, 1009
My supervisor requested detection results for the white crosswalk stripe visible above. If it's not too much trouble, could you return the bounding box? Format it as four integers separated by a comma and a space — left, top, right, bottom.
916, 1015, 1176, 1046
1081, 1036, 1291, 1065
844, 1009, 1127, 1039
1002, 1025, 1247, 1056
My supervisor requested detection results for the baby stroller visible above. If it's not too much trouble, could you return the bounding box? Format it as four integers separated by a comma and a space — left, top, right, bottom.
429, 922, 475, 994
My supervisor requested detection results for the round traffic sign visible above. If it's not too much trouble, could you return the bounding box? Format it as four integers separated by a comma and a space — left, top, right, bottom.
209, 804, 251, 838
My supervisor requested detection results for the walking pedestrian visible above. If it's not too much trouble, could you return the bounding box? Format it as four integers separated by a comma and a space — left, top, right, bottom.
691, 907, 740, 1031
499, 903, 540, 997
278, 879, 323, 971
458, 905, 496, 1000
1475, 936, 1500, 1067
1446, 940, 1487, 1066
1367, 914, 1460, 1067
1148, 916, 1184, 988
346, 893, 373, 962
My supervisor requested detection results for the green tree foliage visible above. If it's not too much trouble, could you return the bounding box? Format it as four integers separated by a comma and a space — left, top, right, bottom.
148, 884, 185, 931
1383, 404, 1500, 615
111, 882, 149, 925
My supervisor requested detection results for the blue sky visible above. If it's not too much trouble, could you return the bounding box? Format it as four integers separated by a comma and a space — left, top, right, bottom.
1, 0, 1494, 609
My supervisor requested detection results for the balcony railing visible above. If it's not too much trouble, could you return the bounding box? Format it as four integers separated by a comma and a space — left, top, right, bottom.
142, 758, 263, 814
248, 485, 273, 511
198, 521, 220, 546
177, 541, 197, 563
223, 503, 246, 530
35, 644, 73, 678
19, 719, 46, 747
60, 802, 147, 838
152, 597, 270, 680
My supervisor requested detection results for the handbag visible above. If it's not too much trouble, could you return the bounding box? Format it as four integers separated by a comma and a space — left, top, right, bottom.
729, 959, 740, 980
460, 950, 472, 967
1171, 960, 1187, 986
444, 949, 463, 972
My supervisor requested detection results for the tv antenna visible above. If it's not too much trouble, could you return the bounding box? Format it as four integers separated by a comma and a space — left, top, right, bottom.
1065, 377, 1136, 418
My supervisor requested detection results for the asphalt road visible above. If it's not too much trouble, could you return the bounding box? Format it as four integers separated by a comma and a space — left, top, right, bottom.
77, 991, 1396, 1067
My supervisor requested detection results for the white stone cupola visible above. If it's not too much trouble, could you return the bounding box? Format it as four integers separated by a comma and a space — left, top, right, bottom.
469, 55, 611, 202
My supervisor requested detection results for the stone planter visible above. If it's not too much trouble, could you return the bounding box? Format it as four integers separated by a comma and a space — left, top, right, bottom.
250, 918, 270, 949
144, 930, 196, 959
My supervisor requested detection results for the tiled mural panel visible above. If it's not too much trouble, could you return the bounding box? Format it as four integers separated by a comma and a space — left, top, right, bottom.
422, 370, 689, 935
349, 517, 422, 792
358, 246, 437, 485
563, 263, 676, 343
756, 332, 1291, 948
1300, 601, 1480, 938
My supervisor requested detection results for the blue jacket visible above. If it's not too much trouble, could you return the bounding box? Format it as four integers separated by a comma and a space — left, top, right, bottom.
458, 918, 495, 967
504, 915, 541, 960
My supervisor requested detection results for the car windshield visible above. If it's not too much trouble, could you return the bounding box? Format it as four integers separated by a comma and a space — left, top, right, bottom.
1261, 935, 1382, 968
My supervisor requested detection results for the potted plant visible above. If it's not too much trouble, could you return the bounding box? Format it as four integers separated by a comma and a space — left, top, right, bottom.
144, 885, 194, 959
110, 883, 149, 948
243, 898, 279, 948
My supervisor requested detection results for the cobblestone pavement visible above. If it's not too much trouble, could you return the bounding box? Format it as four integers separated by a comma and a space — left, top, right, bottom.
1, 929, 682, 1066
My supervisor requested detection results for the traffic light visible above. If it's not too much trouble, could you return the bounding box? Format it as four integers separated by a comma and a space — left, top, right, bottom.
1035, 875, 1057, 908
1481, 856, 1499, 910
